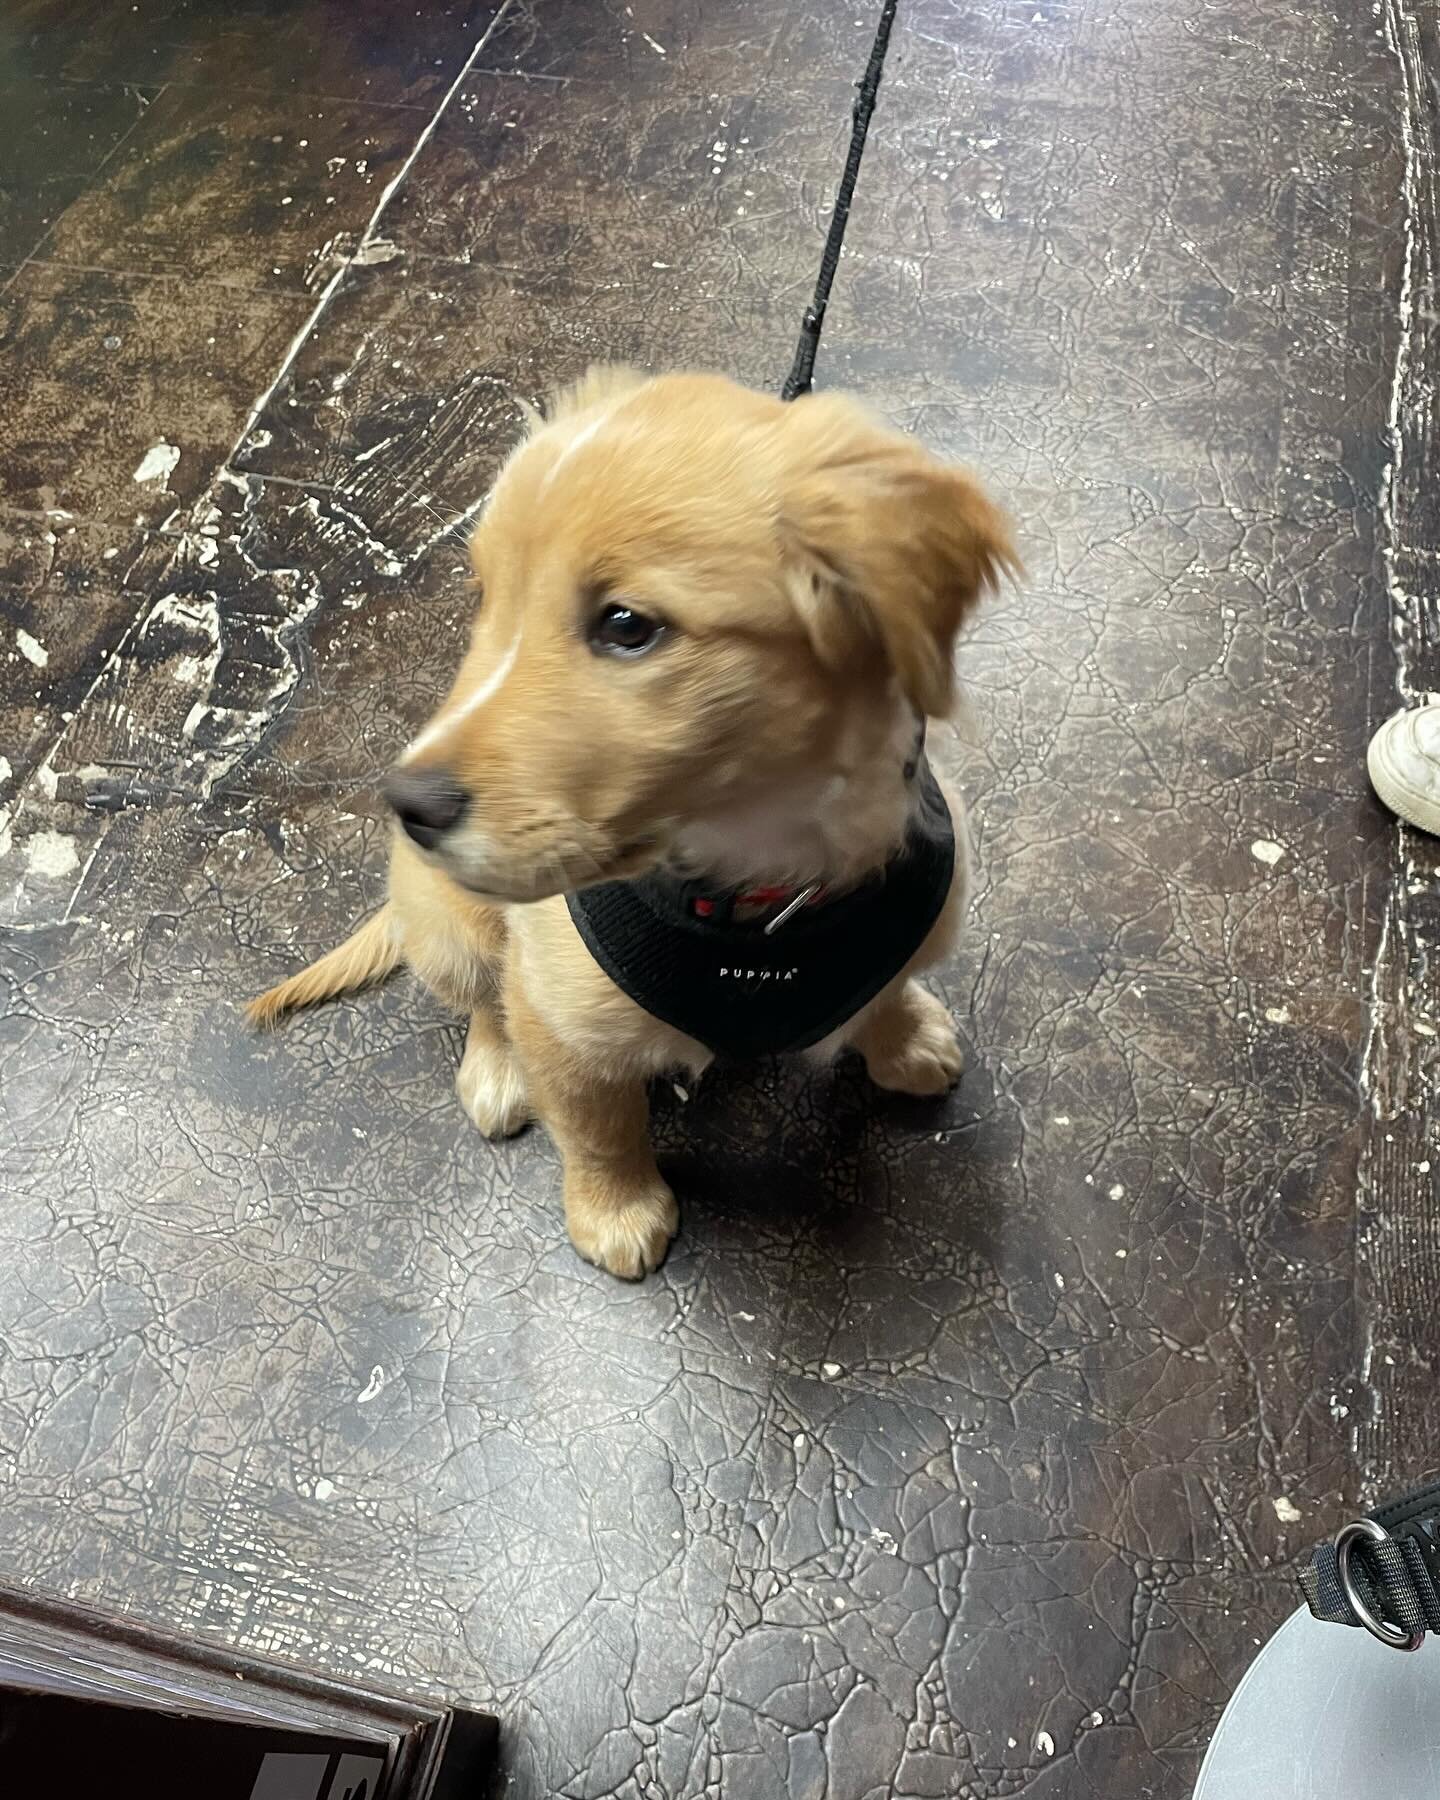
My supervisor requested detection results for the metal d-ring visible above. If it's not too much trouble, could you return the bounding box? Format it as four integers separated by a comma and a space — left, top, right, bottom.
1334, 1518, 1426, 1651
763, 882, 821, 936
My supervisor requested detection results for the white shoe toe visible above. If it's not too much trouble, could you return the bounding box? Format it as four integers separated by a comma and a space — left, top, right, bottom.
1367, 704, 1440, 836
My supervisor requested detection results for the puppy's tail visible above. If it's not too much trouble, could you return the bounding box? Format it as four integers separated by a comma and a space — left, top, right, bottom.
246, 906, 403, 1029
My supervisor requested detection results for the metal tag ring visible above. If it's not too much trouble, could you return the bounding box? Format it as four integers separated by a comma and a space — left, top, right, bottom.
1334, 1519, 1426, 1651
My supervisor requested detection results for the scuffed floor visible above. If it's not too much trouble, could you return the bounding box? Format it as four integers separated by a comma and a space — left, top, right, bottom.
2, 0, 1438, 1794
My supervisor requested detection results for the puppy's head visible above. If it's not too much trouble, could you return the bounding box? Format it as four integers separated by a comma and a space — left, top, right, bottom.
386, 367, 1014, 901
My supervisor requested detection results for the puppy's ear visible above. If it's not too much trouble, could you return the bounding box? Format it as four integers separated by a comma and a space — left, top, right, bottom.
778, 394, 1017, 716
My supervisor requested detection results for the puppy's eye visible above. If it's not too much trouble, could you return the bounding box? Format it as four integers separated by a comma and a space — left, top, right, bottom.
589, 602, 666, 658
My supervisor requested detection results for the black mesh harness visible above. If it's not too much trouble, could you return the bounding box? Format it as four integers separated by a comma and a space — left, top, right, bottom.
566, 755, 953, 1060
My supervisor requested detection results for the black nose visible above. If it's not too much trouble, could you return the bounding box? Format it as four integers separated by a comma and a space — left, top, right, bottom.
382, 768, 469, 850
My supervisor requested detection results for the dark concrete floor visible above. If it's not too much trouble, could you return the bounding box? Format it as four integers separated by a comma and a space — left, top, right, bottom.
2, 0, 1438, 1794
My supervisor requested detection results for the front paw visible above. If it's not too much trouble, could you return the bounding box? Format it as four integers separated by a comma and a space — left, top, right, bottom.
865, 989, 965, 1096
566, 1175, 678, 1280
456, 1041, 531, 1138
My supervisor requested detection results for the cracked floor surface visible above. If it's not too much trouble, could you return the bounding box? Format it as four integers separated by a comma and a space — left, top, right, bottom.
2, 0, 1438, 1794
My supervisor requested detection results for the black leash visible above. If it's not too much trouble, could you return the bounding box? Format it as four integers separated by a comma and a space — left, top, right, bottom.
780, 0, 899, 402
1299, 1476, 1440, 1651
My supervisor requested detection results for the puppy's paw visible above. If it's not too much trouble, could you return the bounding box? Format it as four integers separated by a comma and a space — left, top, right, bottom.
865, 989, 964, 1096
566, 1179, 678, 1281
456, 1041, 531, 1138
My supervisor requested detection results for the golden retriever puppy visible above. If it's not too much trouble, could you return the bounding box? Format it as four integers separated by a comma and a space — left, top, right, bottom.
249, 368, 1014, 1278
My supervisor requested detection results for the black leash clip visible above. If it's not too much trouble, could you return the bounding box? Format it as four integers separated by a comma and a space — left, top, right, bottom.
1300, 1479, 1440, 1651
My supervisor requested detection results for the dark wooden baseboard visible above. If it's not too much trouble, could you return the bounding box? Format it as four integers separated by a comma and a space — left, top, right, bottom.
0, 1583, 497, 1799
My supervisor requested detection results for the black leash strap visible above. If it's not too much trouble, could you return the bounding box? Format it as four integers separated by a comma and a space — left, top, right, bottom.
780, 0, 899, 402
1299, 1477, 1440, 1650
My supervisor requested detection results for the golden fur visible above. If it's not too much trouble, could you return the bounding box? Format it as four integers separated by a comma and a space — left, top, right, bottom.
249, 368, 1015, 1277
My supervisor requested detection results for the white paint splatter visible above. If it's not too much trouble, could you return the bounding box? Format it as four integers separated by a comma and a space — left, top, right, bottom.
821, 1362, 842, 1379
1088, 1711, 1104, 1727
352, 237, 402, 266
1053, 1271, 1065, 1291
143, 596, 222, 719
313, 1477, 336, 1501
24, 830, 80, 878
1250, 838, 1285, 866
1272, 1496, 1302, 1524
640, 31, 666, 54
16, 629, 48, 667
1265, 1004, 1292, 1024
132, 441, 181, 487
1036, 1731, 1055, 1758
1108, 1182, 1125, 1200
181, 701, 213, 739
869, 1527, 899, 1555
356, 1365, 386, 1404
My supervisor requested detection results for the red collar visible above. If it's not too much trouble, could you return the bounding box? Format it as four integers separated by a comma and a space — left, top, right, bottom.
692, 882, 827, 928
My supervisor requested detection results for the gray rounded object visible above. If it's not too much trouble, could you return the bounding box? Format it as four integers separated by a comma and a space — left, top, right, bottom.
1196, 1607, 1440, 1798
